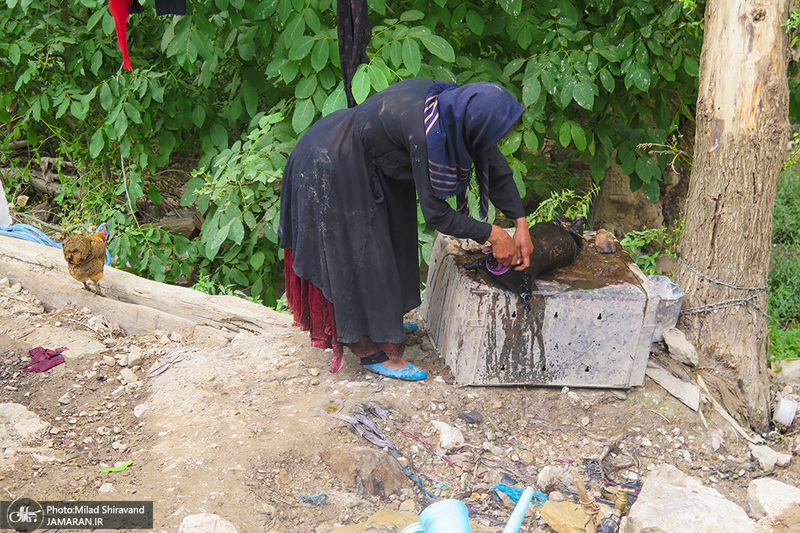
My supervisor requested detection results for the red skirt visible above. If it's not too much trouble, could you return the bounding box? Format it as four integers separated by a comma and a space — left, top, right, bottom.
283, 249, 345, 372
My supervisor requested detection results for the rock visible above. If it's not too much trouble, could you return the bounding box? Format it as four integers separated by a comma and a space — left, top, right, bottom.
662, 328, 699, 367
431, 421, 465, 449
0, 403, 50, 446
750, 444, 792, 472
458, 410, 482, 424
536, 465, 574, 493
57, 393, 71, 405
98, 483, 115, 493
127, 346, 144, 367
119, 368, 138, 384
645, 362, 700, 411
192, 325, 231, 348
178, 513, 238, 533
595, 229, 616, 253
747, 477, 800, 531
322, 446, 408, 499
399, 499, 416, 512
625, 463, 756, 533
103, 355, 115, 366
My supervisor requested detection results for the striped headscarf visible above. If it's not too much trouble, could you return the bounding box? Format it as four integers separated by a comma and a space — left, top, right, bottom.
423, 81, 524, 221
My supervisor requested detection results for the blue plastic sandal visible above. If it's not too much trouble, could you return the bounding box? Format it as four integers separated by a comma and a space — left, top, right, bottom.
362, 362, 427, 381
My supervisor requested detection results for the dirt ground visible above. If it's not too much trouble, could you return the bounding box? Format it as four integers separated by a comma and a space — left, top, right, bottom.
1, 278, 800, 532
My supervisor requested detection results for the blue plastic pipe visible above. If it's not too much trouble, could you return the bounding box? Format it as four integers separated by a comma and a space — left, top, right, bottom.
502, 486, 535, 533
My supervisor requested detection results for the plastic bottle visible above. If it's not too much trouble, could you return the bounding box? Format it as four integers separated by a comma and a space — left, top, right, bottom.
419, 499, 472, 533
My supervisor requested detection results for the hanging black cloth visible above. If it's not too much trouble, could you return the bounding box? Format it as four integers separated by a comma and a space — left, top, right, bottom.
155, 0, 186, 15
336, 0, 371, 108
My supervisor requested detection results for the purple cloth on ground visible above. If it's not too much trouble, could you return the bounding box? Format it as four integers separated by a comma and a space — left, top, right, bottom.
22, 346, 67, 372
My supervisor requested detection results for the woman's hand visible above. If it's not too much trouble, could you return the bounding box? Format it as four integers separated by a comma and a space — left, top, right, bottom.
488, 219, 533, 270
512, 217, 533, 271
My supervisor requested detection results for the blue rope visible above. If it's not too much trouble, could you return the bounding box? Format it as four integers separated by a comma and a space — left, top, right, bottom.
298, 493, 327, 505
0, 222, 111, 265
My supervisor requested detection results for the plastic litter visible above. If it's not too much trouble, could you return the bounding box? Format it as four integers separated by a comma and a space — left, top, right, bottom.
0, 180, 11, 227
774, 394, 800, 430
100, 460, 133, 473
502, 487, 536, 533
419, 499, 471, 532
490, 484, 547, 506
298, 493, 327, 505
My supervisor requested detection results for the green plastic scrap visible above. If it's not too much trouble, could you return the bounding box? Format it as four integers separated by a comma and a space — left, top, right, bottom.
101, 460, 133, 473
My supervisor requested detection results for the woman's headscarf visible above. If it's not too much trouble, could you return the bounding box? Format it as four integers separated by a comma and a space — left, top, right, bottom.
423, 81, 524, 221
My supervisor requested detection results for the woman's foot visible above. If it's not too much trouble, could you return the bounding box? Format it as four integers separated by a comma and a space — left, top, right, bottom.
359, 351, 426, 381
362, 362, 427, 381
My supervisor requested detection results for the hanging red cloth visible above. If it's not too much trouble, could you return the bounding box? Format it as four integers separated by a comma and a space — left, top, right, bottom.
109, 0, 133, 70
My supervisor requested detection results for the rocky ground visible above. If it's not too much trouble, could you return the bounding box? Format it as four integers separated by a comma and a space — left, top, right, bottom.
1, 277, 800, 532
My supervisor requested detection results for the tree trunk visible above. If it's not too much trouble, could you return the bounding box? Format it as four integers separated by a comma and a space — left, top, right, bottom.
676, 0, 791, 429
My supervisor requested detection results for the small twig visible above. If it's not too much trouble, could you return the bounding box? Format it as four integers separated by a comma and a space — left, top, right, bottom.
65, 318, 102, 336
697, 404, 709, 430
647, 408, 672, 424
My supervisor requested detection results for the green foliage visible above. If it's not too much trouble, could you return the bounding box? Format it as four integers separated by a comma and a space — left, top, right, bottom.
179, 112, 295, 306
769, 166, 800, 364
620, 223, 681, 275
526, 184, 599, 225
2, 0, 709, 308
107, 214, 199, 284
769, 326, 800, 366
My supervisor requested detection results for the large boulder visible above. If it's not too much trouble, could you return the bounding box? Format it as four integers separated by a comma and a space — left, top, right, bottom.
624, 464, 755, 533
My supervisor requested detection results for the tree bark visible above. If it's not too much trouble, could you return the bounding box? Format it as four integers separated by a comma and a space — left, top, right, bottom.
676, 0, 791, 429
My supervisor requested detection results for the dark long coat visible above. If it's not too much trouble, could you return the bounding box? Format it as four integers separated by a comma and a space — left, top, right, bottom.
278, 79, 525, 345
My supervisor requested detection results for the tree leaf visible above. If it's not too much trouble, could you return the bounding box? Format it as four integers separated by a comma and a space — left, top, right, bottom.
89, 129, 105, 159
295, 74, 318, 99
416, 33, 455, 62
210, 122, 228, 148
523, 130, 540, 152
573, 81, 595, 110
368, 64, 389, 92
465, 10, 484, 35
322, 85, 347, 116
205, 218, 232, 259
292, 98, 316, 133
570, 122, 587, 151
147, 184, 163, 206
237, 27, 258, 61
559, 121, 572, 147
400, 10, 424, 21
288, 36, 315, 60
99, 83, 112, 111
635, 156, 661, 183
498, 0, 522, 16
351, 65, 370, 104
628, 63, 652, 91
522, 77, 541, 107
683, 56, 699, 77
402, 38, 421, 75
192, 106, 206, 127
311, 39, 329, 71
250, 251, 265, 269
599, 70, 615, 92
